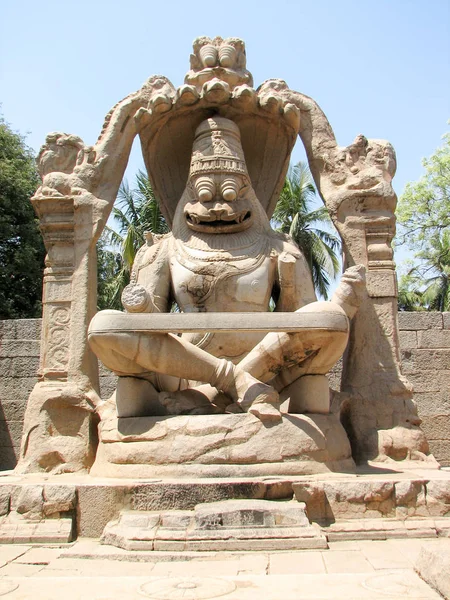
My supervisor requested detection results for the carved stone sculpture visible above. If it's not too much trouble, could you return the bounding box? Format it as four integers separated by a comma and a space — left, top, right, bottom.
89, 116, 360, 423
17, 36, 435, 477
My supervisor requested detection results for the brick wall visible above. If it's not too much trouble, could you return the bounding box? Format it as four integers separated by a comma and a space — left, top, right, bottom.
0, 320, 41, 469
0, 314, 449, 469
398, 312, 450, 466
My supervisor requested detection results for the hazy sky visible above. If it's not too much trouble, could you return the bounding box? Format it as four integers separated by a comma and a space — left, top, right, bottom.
1, 0, 449, 267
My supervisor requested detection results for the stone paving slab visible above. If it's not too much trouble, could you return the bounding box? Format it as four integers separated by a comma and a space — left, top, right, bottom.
0, 546, 31, 568
0, 571, 441, 599
0, 539, 446, 598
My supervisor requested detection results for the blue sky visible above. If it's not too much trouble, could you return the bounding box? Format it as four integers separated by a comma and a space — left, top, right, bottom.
1, 0, 449, 270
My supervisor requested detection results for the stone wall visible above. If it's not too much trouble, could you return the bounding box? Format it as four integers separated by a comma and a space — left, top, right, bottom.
0, 314, 449, 470
0, 320, 41, 469
0, 319, 116, 470
398, 312, 450, 467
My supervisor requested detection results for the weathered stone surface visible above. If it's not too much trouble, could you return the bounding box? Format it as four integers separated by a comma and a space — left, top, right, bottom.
292, 476, 450, 521
414, 389, 450, 414
399, 330, 417, 349
0, 514, 73, 544
43, 484, 76, 516
0, 319, 41, 341
421, 415, 450, 440
407, 373, 443, 394
0, 356, 39, 378
426, 480, 450, 516
77, 485, 131, 538
101, 500, 327, 551
292, 482, 330, 521
415, 540, 450, 600
398, 312, 443, 330
0, 341, 40, 358
401, 349, 450, 372
0, 485, 11, 516
443, 312, 450, 329
194, 499, 310, 529
426, 440, 450, 467
92, 413, 355, 478
324, 518, 438, 541
13, 485, 44, 518
418, 329, 450, 349
130, 481, 267, 511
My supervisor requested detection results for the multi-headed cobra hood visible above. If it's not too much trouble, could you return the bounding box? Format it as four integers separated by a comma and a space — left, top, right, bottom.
136, 36, 301, 227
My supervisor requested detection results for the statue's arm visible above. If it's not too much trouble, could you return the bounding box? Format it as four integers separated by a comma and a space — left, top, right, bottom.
121, 236, 172, 313
87, 91, 146, 202
274, 241, 317, 312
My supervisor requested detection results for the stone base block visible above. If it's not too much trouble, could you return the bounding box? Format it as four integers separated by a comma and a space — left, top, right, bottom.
0, 514, 73, 544
415, 539, 450, 599
102, 500, 327, 551
323, 518, 450, 541
92, 413, 355, 478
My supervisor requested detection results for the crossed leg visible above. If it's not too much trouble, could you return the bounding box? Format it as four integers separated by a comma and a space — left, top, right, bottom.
88, 302, 348, 421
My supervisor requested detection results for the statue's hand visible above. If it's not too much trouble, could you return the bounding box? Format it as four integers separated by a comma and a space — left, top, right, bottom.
121, 284, 155, 313
331, 264, 366, 319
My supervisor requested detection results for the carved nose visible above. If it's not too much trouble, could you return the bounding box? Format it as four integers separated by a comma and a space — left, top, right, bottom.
210, 207, 227, 220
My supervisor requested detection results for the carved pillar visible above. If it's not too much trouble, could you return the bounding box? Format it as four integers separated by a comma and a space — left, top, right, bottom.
16, 194, 99, 474
35, 196, 75, 380
334, 205, 428, 463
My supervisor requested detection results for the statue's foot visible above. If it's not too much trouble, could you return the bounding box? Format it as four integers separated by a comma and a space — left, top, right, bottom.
248, 401, 282, 423
234, 370, 282, 423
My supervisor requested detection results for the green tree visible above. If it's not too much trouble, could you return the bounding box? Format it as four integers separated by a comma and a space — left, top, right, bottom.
398, 232, 450, 312
272, 161, 341, 299
97, 170, 168, 309
397, 128, 450, 249
0, 116, 45, 319
397, 126, 450, 311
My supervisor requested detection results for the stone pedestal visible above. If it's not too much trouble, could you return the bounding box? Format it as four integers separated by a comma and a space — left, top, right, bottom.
91, 413, 355, 478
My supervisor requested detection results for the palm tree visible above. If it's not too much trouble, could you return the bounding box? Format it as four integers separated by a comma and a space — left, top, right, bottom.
398, 230, 450, 311
97, 170, 168, 309
272, 162, 341, 299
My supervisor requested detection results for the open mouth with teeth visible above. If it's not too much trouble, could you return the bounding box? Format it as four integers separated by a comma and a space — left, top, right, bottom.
185, 210, 252, 233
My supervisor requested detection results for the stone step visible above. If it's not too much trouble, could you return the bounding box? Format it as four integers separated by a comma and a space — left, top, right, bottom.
323, 517, 450, 541
102, 499, 328, 551
0, 515, 73, 544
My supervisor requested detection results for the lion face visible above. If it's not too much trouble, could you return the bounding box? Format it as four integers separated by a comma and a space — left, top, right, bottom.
183, 172, 255, 234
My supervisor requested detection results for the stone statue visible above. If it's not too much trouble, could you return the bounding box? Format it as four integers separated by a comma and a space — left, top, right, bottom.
17, 35, 435, 477
88, 116, 364, 424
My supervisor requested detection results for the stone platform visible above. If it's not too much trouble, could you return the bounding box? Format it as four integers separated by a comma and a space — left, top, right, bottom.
0, 465, 448, 547
92, 413, 355, 478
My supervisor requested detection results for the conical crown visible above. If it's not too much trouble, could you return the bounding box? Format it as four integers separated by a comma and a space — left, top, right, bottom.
189, 117, 248, 178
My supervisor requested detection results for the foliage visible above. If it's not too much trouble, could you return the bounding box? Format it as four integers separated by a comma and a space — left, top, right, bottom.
272, 161, 341, 299
97, 170, 168, 309
397, 126, 450, 311
0, 116, 45, 319
398, 231, 450, 311
397, 128, 450, 249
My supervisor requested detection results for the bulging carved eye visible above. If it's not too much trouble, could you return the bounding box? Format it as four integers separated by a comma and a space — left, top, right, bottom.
199, 44, 218, 68
219, 45, 237, 68
195, 177, 215, 202
221, 177, 239, 201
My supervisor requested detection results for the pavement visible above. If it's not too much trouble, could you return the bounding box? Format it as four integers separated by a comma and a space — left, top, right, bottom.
0, 537, 446, 599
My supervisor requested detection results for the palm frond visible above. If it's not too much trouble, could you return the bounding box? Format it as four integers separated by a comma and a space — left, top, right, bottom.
275, 161, 341, 298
